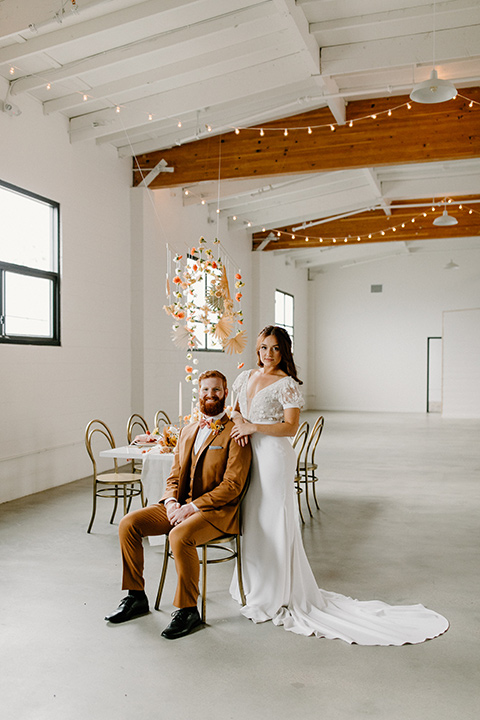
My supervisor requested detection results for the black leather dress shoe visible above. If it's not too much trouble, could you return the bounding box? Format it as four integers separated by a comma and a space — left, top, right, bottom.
161, 607, 203, 639
105, 595, 149, 624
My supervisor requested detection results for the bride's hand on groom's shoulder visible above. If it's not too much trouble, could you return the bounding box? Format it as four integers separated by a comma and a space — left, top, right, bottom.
230, 420, 255, 446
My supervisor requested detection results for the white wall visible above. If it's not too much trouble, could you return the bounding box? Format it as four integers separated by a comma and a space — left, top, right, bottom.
311, 244, 480, 412
131, 187, 255, 424
0, 89, 132, 502
252, 251, 310, 404
442, 308, 480, 418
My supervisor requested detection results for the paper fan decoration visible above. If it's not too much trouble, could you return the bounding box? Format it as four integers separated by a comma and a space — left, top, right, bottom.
164, 238, 246, 409
172, 325, 198, 349
222, 330, 247, 354
213, 314, 234, 341
206, 287, 224, 313
218, 266, 232, 301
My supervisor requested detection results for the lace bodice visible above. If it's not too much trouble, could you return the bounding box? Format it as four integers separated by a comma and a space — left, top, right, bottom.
233, 370, 304, 423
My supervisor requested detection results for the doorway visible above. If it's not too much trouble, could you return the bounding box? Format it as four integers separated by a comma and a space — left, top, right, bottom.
427, 337, 442, 413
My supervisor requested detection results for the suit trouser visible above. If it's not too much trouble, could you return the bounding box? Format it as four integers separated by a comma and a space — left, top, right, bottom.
119, 503, 224, 608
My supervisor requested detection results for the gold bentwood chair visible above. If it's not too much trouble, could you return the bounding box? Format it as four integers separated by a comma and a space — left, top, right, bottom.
298, 416, 325, 515
153, 409, 171, 431
127, 413, 150, 474
85, 419, 145, 534
155, 474, 251, 624
292, 421, 309, 524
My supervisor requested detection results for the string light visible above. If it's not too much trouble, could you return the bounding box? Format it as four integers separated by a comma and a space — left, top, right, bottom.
235, 128, 240, 134
253, 200, 478, 246
148, 114, 153, 121
6, 58, 479, 141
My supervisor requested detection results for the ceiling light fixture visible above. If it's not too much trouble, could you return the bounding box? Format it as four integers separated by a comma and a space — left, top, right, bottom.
433, 204, 458, 226
444, 259, 459, 270
410, 3, 456, 104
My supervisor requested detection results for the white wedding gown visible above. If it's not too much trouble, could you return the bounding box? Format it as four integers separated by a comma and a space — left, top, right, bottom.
229, 371, 449, 645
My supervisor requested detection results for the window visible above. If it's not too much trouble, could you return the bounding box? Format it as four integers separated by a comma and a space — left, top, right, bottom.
187, 255, 222, 351
0, 180, 60, 345
275, 289, 294, 342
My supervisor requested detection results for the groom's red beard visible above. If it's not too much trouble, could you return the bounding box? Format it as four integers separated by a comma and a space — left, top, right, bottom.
199, 396, 225, 417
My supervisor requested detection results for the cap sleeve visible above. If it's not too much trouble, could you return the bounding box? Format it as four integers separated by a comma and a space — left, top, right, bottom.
232, 370, 249, 395
279, 377, 304, 409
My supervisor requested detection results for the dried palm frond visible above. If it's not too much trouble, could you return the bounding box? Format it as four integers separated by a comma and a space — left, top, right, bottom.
223, 297, 234, 316
206, 288, 224, 313
172, 325, 198, 349
222, 330, 247, 354
163, 303, 175, 316
218, 266, 232, 300
213, 314, 234, 341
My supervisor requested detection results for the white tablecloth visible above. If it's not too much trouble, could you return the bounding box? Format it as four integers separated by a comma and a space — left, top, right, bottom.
99, 445, 175, 546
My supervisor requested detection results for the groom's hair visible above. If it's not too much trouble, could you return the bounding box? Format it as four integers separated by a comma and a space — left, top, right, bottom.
198, 370, 227, 390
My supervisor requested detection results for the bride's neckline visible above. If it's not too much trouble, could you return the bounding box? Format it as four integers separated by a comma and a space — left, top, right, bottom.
246, 369, 288, 411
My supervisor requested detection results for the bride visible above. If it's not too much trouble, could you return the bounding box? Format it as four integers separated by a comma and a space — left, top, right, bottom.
229, 325, 449, 645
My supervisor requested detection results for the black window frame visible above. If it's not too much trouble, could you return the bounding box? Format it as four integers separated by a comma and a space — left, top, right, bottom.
187, 253, 223, 353
0, 180, 60, 346
274, 288, 294, 344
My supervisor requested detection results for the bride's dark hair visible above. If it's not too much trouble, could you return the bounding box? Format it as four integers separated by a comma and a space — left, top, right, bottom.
256, 325, 303, 385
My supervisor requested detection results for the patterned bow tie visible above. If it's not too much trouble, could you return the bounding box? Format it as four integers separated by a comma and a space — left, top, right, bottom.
198, 416, 225, 437
199, 416, 213, 429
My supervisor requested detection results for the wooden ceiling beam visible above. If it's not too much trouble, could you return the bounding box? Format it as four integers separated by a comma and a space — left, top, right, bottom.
133, 87, 480, 188
251, 196, 480, 250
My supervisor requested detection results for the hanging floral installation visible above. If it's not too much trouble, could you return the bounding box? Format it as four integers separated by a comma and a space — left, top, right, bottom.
163, 237, 246, 410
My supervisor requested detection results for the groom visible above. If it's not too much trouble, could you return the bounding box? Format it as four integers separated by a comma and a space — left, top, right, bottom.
105, 370, 251, 639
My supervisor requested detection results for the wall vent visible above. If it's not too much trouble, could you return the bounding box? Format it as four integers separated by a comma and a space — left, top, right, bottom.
371, 284, 383, 293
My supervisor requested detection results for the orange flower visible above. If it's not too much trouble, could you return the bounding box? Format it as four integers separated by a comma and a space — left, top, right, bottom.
185, 365, 193, 373
237, 362, 244, 369
192, 264, 198, 271
176, 311, 185, 319
191, 247, 197, 254
236, 292, 242, 302
173, 276, 181, 284
211, 261, 218, 269
235, 273, 242, 280
238, 319, 243, 324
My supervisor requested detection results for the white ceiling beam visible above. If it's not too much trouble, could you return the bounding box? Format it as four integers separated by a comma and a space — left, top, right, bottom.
43, 31, 294, 114
112, 83, 323, 155
270, 0, 345, 124
362, 168, 391, 216
0, 0, 215, 64
272, 0, 320, 75
68, 53, 310, 142
220, 171, 362, 217
310, 1, 480, 43
321, 26, 480, 75
9, 2, 279, 96
227, 185, 378, 232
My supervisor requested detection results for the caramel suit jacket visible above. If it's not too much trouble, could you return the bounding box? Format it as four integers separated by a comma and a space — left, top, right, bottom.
161, 416, 252, 535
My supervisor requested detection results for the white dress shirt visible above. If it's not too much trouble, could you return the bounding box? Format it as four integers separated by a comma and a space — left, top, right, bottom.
165, 411, 226, 511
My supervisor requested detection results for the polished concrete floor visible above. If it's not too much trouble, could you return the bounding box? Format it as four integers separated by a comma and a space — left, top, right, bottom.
1, 411, 479, 720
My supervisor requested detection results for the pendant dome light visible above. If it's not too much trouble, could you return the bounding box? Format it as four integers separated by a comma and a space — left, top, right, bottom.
433, 203, 458, 227
410, 3, 457, 104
